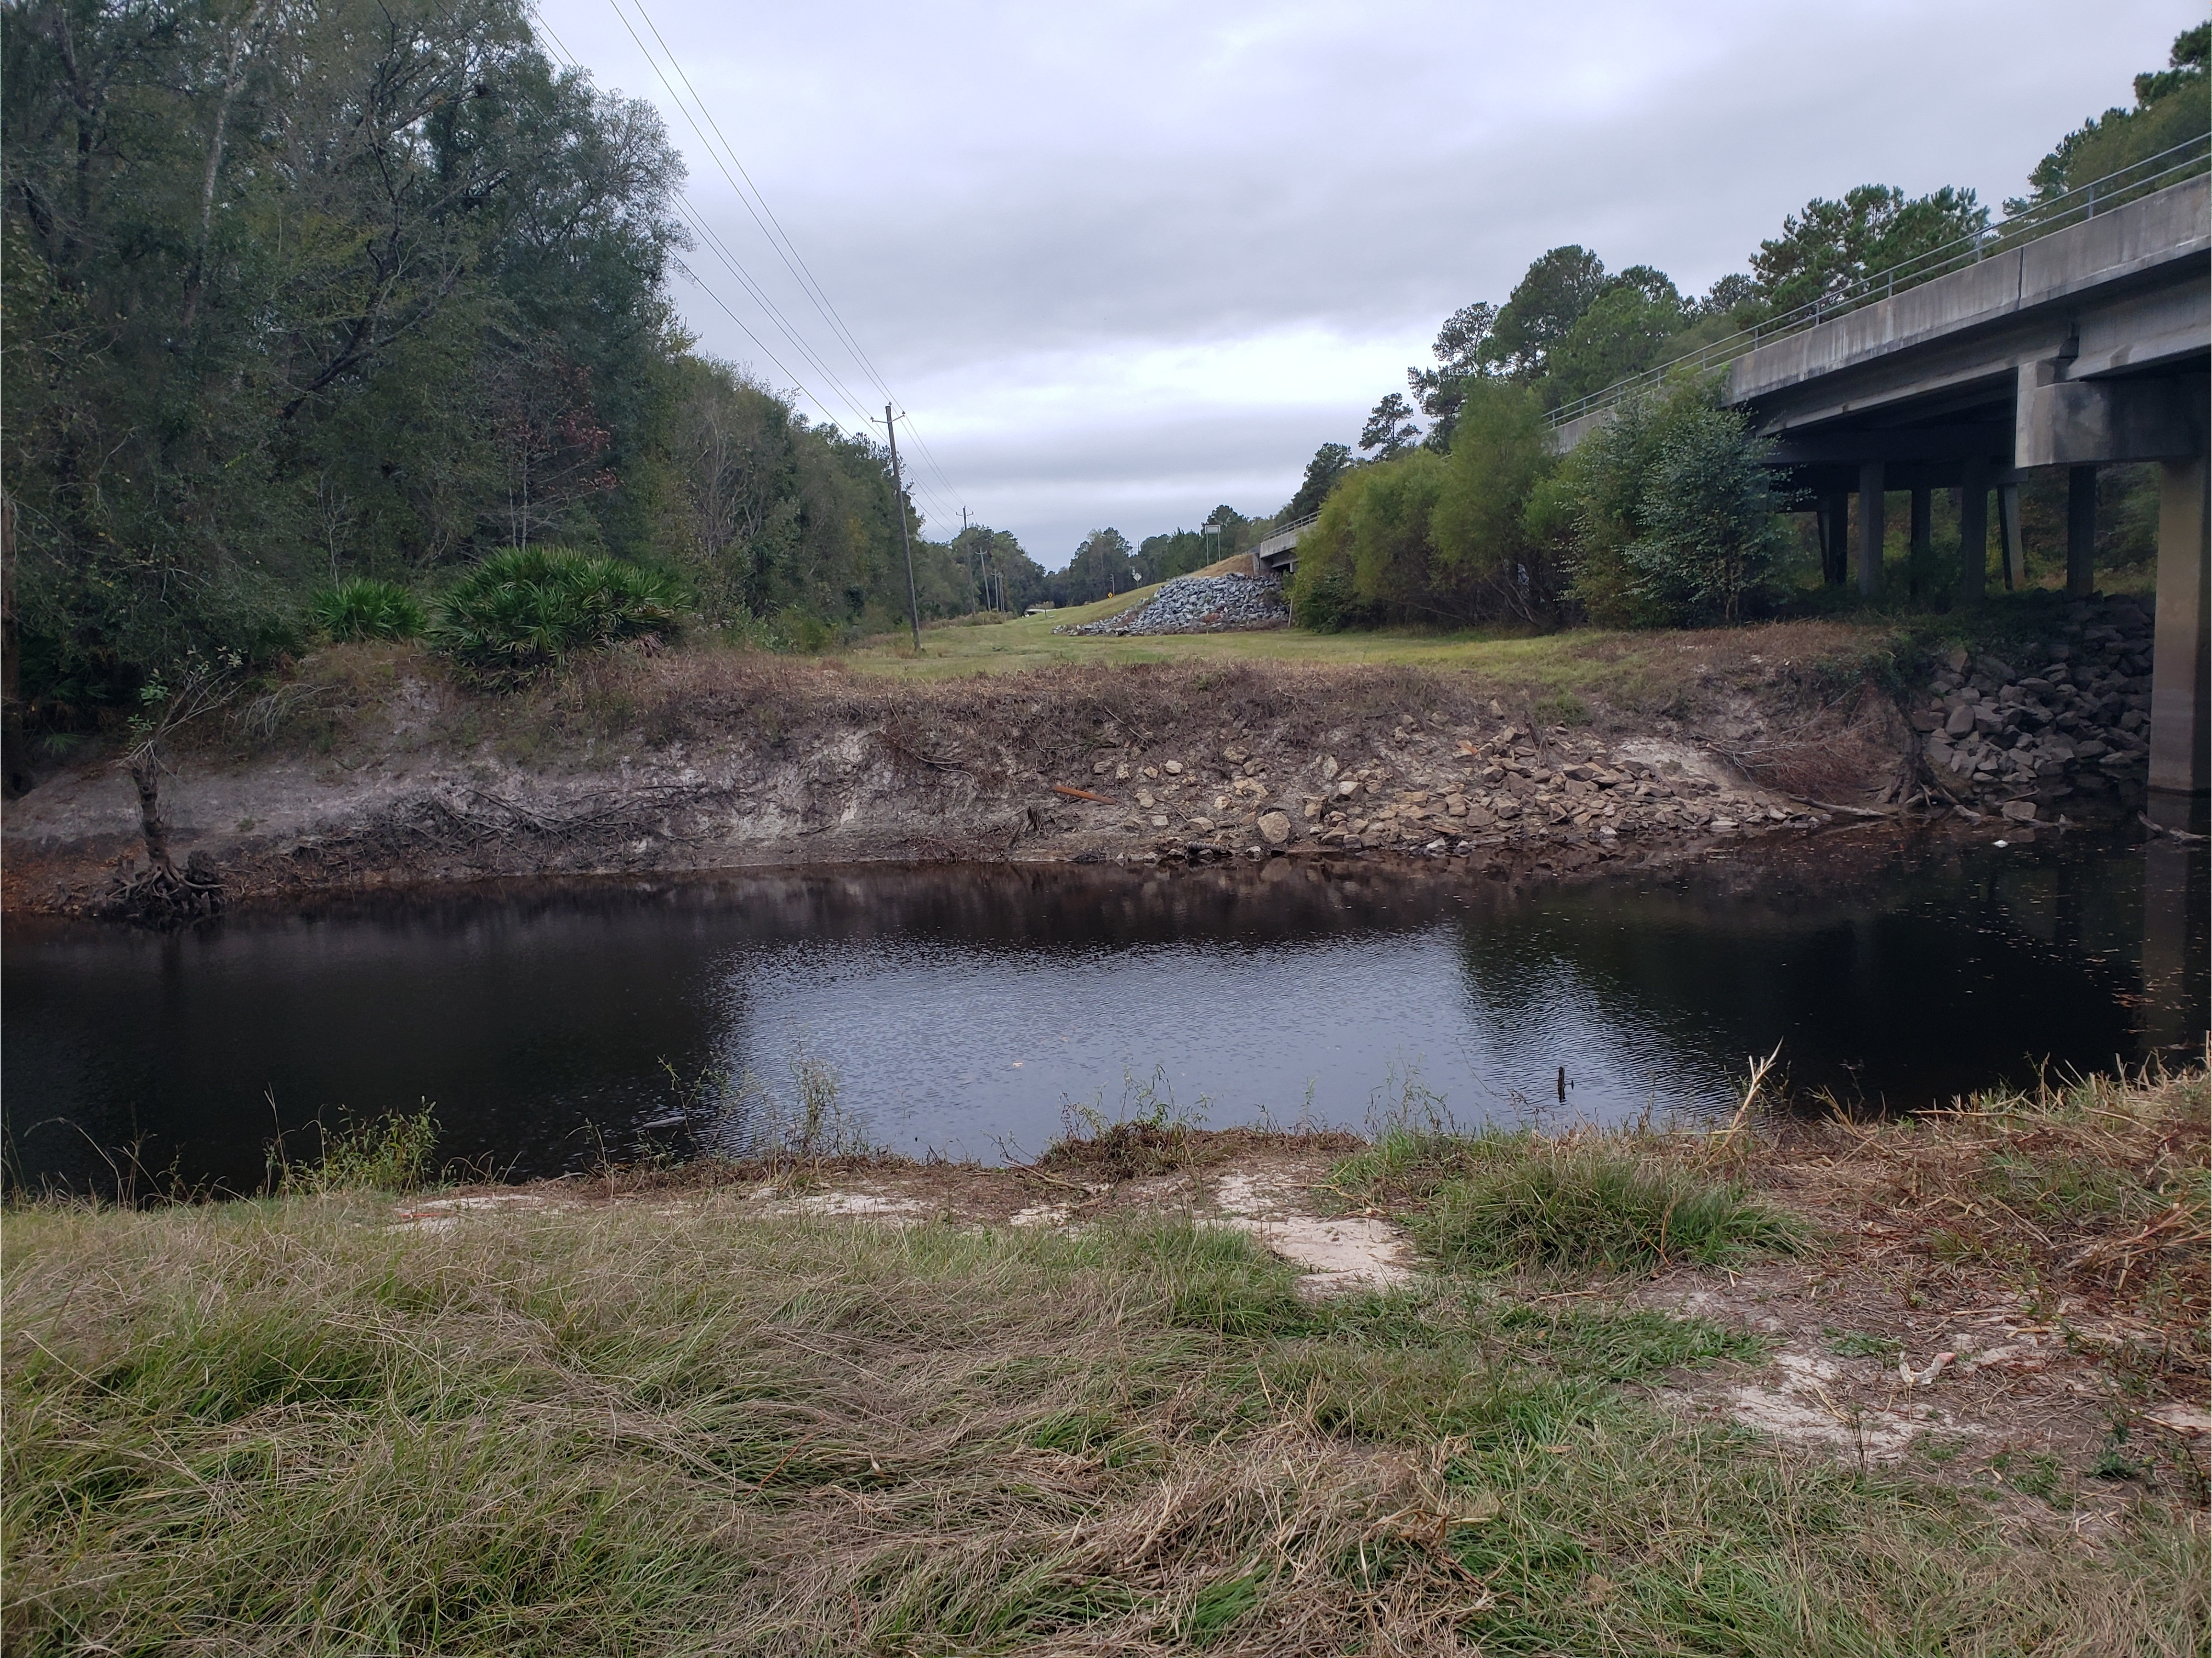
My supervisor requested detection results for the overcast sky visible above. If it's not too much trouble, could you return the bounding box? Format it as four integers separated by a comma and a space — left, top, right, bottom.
537, 0, 2199, 567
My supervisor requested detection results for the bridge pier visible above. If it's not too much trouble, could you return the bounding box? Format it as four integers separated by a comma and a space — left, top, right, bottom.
2148, 453, 2210, 812
1856, 462, 1885, 595
1909, 485, 1932, 599
1817, 492, 1848, 586
1958, 457, 1988, 607
1999, 482, 2026, 590
2067, 466, 2098, 597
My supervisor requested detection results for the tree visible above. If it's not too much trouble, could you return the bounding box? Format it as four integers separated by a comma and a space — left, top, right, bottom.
1545, 268, 1688, 407
1560, 378, 1782, 626
2, 0, 691, 721
1428, 381, 1558, 617
1358, 393, 1421, 459
1750, 185, 1987, 315
1484, 246, 1609, 380
2012, 22, 2209, 210
1053, 528, 1137, 607
1408, 300, 1496, 448
1622, 408, 1783, 624
1286, 443, 1354, 520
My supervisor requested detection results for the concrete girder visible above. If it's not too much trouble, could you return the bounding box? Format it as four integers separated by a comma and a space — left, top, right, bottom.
2017, 370, 2208, 467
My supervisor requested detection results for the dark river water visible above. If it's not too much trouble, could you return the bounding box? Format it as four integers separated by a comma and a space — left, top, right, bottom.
5, 831, 2204, 1196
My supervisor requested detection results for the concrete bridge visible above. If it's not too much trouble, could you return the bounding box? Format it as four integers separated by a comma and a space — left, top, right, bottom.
1251, 513, 1317, 576
1552, 166, 2210, 812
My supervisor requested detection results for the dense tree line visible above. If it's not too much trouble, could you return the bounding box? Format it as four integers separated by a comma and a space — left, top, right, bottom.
1, 0, 1040, 732
1288, 21, 2205, 633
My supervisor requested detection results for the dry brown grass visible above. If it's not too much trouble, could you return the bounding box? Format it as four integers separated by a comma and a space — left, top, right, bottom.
1765, 1061, 2212, 1390
7, 1074, 2208, 1655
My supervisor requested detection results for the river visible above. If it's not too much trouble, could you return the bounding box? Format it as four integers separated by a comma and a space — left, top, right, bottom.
4, 829, 2203, 1195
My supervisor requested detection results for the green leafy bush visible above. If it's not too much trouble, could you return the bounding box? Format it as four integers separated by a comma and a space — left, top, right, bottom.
1564, 378, 1782, 626
310, 578, 427, 642
429, 547, 680, 686
1621, 405, 1784, 623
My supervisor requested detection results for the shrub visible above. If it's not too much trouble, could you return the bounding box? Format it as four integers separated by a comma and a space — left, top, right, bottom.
429, 547, 680, 686
1621, 405, 1784, 623
309, 578, 426, 642
1575, 376, 1778, 628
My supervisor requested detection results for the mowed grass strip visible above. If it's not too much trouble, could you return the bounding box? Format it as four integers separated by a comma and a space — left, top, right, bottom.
4, 1189, 2202, 1655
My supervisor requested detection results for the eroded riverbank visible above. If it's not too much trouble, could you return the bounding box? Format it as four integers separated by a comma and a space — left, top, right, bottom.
3, 625, 1925, 915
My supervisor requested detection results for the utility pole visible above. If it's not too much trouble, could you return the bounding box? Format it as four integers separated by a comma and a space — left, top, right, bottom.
877, 403, 921, 651
960, 506, 975, 614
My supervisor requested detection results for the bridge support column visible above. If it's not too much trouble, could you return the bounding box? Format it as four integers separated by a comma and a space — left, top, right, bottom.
1818, 493, 1848, 586
2067, 466, 2098, 597
1908, 486, 1932, 600
1999, 482, 2026, 589
1958, 457, 1988, 608
2148, 453, 2210, 809
1856, 462, 1885, 597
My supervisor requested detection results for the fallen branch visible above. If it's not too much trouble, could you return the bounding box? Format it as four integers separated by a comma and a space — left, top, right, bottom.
2140, 813, 2208, 843
1052, 784, 1115, 804
1786, 795, 1902, 820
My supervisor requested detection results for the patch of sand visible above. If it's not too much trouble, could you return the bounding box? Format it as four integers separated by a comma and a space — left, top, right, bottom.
1212, 1171, 1414, 1296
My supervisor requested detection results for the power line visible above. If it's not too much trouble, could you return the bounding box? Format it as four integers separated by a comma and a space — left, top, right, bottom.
625, 0, 896, 403
535, 14, 962, 527
536, 5, 967, 530
603, 0, 968, 523
595, 2, 882, 425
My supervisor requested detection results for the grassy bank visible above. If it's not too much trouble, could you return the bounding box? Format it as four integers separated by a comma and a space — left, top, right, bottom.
5, 1068, 2205, 1655
837, 584, 1901, 688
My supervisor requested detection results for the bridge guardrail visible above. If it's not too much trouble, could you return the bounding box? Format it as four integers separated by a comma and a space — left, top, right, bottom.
1251, 513, 1319, 564
1545, 132, 2212, 432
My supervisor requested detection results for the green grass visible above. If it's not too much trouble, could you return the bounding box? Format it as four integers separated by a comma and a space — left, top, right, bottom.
838, 584, 1892, 695
1334, 1128, 1808, 1275
4, 1194, 2199, 1655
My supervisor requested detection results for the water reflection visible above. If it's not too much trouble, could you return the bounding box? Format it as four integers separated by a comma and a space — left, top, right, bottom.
4, 832, 2202, 1195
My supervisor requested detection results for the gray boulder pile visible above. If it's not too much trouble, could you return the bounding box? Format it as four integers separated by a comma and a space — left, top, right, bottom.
1914, 594, 2154, 816
1057, 572, 1289, 636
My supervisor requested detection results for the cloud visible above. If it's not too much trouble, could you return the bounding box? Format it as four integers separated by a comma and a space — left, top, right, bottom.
547, 0, 2204, 563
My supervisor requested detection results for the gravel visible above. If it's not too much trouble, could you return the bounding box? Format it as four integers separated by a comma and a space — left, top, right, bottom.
1056, 573, 1289, 636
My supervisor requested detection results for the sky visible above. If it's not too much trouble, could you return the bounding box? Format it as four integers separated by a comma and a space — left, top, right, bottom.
535, 0, 2201, 568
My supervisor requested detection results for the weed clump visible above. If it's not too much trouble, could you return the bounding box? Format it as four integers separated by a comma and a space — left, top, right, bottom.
429, 547, 679, 688
1045, 1068, 1209, 1180
269, 1103, 439, 1194
1338, 1131, 1805, 1274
